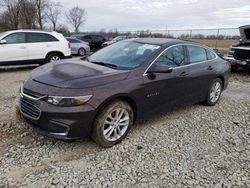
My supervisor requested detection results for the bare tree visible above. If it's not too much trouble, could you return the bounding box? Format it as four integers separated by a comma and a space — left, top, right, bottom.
45, 1, 62, 31
34, 0, 48, 30
1, 0, 21, 29
20, 0, 37, 29
66, 6, 86, 33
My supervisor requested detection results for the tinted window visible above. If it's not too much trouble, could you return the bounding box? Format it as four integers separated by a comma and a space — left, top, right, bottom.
3, 33, 25, 44
27, 33, 58, 43
187, 45, 207, 63
83, 35, 91, 39
155, 45, 185, 67
206, 49, 216, 60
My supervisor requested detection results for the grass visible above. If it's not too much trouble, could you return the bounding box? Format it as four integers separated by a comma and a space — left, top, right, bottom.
190, 39, 239, 49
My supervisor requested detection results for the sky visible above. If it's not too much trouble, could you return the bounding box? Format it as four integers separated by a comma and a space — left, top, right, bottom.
59, 0, 250, 32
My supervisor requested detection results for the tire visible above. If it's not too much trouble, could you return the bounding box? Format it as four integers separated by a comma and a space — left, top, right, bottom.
78, 48, 86, 56
204, 78, 223, 106
92, 100, 134, 148
46, 53, 62, 63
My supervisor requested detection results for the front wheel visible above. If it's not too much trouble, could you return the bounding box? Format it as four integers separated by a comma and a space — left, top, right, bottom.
204, 78, 223, 106
92, 100, 134, 147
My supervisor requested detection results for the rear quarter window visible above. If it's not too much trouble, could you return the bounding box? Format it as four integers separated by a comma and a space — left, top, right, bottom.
27, 33, 59, 43
206, 49, 217, 60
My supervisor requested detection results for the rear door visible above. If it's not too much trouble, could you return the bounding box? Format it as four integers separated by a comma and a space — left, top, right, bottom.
67, 38, 80, 54
26, 32, 59, 60
183, 45, 217, 101
0, 32, 27, 64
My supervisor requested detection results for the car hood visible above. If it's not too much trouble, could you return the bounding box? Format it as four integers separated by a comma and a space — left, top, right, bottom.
239, 25, 250, 44
31, 59, 130, 89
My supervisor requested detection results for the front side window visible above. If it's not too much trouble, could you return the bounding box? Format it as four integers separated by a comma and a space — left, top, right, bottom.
155, 45, 185, 67
26, 33, 58, 43
187, 45, 207, 63
3, 33, 25, 44
88, 41, 160, 70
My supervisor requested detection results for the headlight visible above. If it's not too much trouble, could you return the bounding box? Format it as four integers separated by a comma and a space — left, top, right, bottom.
46, 95, 92, 106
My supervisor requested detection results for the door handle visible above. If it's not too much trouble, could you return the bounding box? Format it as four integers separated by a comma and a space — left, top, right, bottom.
179, 72, 188, 77
20, 46, 27, 49
208, 66, 213, 70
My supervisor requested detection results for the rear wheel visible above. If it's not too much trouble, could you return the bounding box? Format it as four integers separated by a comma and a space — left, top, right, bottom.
92, 100, 134, 147
204, 78, 223, 106
46, 53, 62, 63
78, 48, 86, 56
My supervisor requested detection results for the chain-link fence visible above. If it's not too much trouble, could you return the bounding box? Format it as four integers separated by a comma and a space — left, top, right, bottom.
120, 28, 240, 53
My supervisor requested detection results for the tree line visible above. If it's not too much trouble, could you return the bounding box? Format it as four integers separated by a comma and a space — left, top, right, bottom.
0, 0, 87, 34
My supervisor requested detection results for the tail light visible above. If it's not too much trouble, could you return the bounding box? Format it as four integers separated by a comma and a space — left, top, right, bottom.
68, 42, 71, 49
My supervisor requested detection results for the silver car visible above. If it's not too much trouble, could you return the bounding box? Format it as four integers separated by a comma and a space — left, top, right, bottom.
66, 37, 90, 56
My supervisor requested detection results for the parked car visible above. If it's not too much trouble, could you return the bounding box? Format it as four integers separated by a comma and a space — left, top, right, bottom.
66, 37, 90, 56
0, 30, 71, 66
71, 34, 106, 49
18, 38, 230, 147
102, 36, 128, 47
102, 35, 139, 47
224, 25, 250, 70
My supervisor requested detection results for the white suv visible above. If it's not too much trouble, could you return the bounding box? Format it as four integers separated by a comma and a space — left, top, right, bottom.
0, 30, 71, 66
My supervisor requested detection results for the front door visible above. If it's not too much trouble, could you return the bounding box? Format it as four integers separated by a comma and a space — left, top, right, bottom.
0, 32, 27, 64
142, 45, 190, 115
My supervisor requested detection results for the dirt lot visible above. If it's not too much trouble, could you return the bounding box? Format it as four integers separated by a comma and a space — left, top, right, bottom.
190, 39, 238, 49
0, 66, 249, 187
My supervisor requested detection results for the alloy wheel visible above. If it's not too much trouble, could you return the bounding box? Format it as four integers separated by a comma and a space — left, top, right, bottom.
102, 108, 130, 142
50, 56, 60, 62
210, 81, 222, 103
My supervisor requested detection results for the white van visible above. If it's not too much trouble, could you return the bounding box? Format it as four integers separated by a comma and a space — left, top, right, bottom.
0, 30, 71, 66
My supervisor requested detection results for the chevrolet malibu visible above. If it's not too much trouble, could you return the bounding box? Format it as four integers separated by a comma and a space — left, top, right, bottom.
19, 38, 230, 147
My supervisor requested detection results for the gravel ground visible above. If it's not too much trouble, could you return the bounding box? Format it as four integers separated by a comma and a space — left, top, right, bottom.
0, 66, 249, 187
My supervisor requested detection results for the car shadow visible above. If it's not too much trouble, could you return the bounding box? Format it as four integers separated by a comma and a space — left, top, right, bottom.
231, 67, 250, 75
0, 64, 39, 73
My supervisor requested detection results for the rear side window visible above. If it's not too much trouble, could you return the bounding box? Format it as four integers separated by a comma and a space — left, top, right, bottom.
206, 49, 217, 60
83, 35, 91, 39
67, 38, 80, 43
155, 45, 185, 67
187, 45, 207, 63
3, 33, 25, 44
26, 33, 58, 43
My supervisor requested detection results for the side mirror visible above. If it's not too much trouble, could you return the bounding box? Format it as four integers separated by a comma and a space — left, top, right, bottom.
147, 64, 173, 74
0, 40, 7, 45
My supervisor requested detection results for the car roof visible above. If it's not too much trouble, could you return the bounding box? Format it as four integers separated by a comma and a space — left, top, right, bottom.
132, 38, 191, 46
4, 29, 58, 35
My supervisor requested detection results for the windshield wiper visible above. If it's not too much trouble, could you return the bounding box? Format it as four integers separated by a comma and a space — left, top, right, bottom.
90, 61, 117, 69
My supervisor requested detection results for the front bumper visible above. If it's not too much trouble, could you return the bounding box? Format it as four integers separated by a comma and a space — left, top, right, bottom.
223, 55, 249, 66
19, 95, 96, 140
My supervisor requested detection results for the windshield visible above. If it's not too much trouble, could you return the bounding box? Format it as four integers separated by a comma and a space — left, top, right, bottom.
88, 41, 160, 70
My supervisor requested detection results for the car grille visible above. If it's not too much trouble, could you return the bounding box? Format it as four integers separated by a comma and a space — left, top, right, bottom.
21, 99, 41, 120
234, 49, 250, 60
